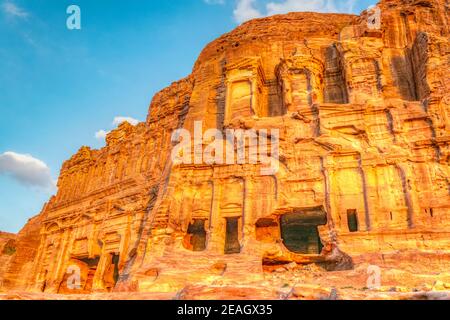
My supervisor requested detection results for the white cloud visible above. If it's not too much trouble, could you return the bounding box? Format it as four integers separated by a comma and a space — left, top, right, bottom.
267, 0, 330, 14
0, 152, 55, 190
112, 116, 140, 126
268, 0, 356, 15
233, 0, 262, 23
95, 116, 140, 141
204, 0, 225, 4
95, 130, 110, 140
2, 1, 29, 18
233, 0, 357, 23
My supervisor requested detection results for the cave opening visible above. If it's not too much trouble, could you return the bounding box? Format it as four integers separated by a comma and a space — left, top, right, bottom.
224, 217, 241, 254
185, 219, 207, 251
280, 209, 327, 254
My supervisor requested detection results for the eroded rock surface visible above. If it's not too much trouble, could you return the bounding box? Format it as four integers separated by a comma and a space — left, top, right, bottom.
0, 232, 16, 284
0, 0, 449, 299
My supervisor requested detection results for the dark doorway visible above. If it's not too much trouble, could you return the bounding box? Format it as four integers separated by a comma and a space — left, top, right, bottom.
347, 209, 358, 232
112, 254, 120, 285
81, 257, 100, 292
225, 217, 241, 254
41, 270, 48, 292
280, 208, 327, 254
186, 219, 207, 251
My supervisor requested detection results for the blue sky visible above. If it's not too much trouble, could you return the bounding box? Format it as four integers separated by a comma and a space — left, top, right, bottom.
0, 0, 376, 233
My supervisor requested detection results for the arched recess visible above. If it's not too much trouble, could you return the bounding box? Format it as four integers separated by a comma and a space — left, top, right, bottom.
46, 222, 60, 233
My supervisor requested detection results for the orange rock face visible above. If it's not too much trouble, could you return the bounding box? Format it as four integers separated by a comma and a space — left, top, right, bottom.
0, 232, 16, 282
0, 0, 449, 299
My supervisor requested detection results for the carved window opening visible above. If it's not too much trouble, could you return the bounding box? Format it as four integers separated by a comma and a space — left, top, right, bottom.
227, 80, 254, 122
224, 58, 267, 124
323, 45, 348, 104
280, 209, 326, 255
392, 14, 427, 101
391, 55, 418, 101
347, 209, 359, 232
270, 80, 287, 116
292, 69, 313, 106
276, 59, 323, 112
411, 33, 430, 100
255, 218, 280, 243
224, 217, 241, 254
184, 219, 207, 252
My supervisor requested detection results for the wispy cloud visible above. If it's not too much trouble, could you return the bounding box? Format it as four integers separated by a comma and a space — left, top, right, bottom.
112, 116, 140, 126
0, 151, 55, 190
95, 130, 110, 140
233, 0, 357, 23
233, 0, 262, 23
204, 0, 225, 4
2, 1, 29, 18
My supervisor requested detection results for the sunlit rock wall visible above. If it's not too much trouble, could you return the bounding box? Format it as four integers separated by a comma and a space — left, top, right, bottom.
0, 0, 448, 294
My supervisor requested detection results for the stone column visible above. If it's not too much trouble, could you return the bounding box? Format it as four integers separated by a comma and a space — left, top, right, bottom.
207, 179, 222, 254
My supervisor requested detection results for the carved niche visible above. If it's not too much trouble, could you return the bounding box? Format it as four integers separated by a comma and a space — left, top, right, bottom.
276, 55, 325, 111
224, 58, 267, 124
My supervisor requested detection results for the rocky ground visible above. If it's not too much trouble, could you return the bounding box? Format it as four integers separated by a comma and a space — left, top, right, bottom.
2, 252, 450, 300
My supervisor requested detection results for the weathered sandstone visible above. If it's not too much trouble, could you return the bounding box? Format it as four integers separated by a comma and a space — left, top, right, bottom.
0, 232, 16, 285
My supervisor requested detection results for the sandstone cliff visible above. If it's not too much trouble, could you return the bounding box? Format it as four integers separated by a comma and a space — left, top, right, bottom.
0, 0, 449, 298
0, 232, 16, 283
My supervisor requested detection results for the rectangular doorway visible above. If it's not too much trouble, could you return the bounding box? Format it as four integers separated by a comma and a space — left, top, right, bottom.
347, 209, 358, 232
224, 217, 241, 254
